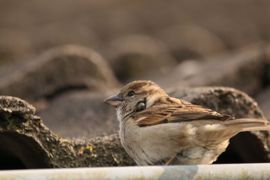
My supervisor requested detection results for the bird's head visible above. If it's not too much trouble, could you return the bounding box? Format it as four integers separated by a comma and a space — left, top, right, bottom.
104, 80, 167, 120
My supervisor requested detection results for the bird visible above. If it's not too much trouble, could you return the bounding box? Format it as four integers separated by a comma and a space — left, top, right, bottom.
104, 80, 270, 165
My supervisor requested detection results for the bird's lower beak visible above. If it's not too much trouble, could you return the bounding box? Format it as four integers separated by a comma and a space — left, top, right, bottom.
104, 94, 124, 107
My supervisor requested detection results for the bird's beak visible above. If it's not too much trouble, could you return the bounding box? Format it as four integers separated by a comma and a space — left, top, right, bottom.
104, 94, 124, 107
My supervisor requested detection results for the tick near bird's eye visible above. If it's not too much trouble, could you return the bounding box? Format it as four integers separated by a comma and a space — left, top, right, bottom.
127, 91, 135, 97
136, 101, 146, 112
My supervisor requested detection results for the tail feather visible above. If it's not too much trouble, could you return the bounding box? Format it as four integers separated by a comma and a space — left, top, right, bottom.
198, 118, 270, 143
242, 126, 270, 132
223, 118, 270, 132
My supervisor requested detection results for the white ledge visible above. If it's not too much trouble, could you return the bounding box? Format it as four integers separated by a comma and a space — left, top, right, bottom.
1, 163, 270, 179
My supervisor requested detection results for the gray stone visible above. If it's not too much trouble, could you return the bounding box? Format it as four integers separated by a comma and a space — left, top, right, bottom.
39, 91, 118, 139
256, 88, 270, 120
107, 35, 178, 82
0, 45, 119, 101
155, 24, 226, 61
156, 46, 266, 95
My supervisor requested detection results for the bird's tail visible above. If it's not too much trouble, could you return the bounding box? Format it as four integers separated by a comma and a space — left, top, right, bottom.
223, 118, 270, 132
198, 118, 270, 143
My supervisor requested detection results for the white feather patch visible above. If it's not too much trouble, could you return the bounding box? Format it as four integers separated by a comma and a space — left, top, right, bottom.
203, 124, 224, 131
186, 124, 197, 135
116, 108, 123, 122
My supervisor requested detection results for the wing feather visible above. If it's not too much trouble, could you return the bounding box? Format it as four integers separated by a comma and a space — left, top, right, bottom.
134, 103, 231, 127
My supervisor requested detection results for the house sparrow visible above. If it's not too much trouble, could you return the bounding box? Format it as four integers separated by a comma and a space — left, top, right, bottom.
105, 80, 270, 165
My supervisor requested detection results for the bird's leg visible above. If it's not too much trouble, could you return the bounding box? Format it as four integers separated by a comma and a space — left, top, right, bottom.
165, 155, 177, 165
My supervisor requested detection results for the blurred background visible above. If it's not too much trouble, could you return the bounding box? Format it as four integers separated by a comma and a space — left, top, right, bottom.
1, 0, 270, 138
1, 0, 269, 63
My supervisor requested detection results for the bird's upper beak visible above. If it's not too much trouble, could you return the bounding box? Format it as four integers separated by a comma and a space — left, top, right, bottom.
104, 93, 124, 107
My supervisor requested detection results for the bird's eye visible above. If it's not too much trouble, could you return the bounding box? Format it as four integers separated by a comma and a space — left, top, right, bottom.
136, 101, 146, 112
127, 91, 135, 97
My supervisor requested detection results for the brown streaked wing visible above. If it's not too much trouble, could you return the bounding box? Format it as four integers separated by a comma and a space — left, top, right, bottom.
134, 104, 231, 127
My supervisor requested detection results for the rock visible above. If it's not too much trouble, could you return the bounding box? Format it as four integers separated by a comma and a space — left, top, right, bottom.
0, 45, 119, 101
39, 91, 118, 139
155, 24, 227, 61
0, 96, 134, 169
157, 46, 267, 95
107, 35, 178, 82
262, 46, 270, 86
256, 47, 270, 120
1, 87, 268, 169
256, 88, 270, 120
